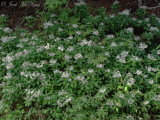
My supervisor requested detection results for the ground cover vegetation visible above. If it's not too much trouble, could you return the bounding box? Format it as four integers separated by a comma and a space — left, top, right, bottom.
0, 0, 160, 119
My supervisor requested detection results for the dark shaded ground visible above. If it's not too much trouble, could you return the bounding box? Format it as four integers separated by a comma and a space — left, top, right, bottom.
0, 0, 160, 30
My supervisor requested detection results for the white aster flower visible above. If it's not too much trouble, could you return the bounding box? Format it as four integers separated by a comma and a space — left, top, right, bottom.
136, 70, 142, 75
134, 36, 140, 41
68, 36, 73, 39
148, 80, 154, 84
93, 30, 99, 35
119, 9, 130, 15
139, 43, 148, 50
58, 28, 63, 32
76, 31, 81, 35
43, 21, 53, 29
127, 78, 135, 86
67, 46, 74, 52
150, 26, 159, 32
126, 27, 134, 33
113, 0, 119, 4
99, 87, 106, 93
107, 35, 115, 39
66, 97, 72, 103
144, 101, 149, 105
62, 72, 70, 78
72, 24, 78, 28
157, 50, 160, 55
88, 69, 94, 73
113, 71, 121, 78
96, 64, 104, 68
110, 42, 117, 47
58, 46, 64, 51
64, 55, 71, 61
147, 54, 156, 60
33, 90, 41, 97
74, 53, 83, 60
49, 59, 57, 65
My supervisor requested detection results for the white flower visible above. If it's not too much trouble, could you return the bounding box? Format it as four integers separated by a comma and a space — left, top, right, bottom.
76, 76, 87, 84
75, 0, 86, 6
49, 59, 57, 65
104, 52, 110, 56
113, 71, 121, 78
49, 34, 54, 39
58, 46, 64, 51
146, 66, 152, 72
131, 55, 141, 61
121, 51, 129, 57
127, 73, 132, 77
106, 100, 114, 107
140, 6, 147, 9
48, 53, 55, 57
119, 94, 124, 98
134, 36, 140, 41
33, 90, 41, 97
4, 72, 12, 79
99, 87, 106, 93
74, 53, 83, 60
132, 17, 136, 21
6, 63, 14, 69
126, 27, 134, 33
127, 78, 135, 86
110, 14, 115, 18
69, 66, 74, 71
43, 21, 53, 29
148, 80, 154, 84
62, 72, 70, 78
68, 36, 73, 39
110, 42, 117, 47
50, 14, 56, 17
93, 30, 99, 35
113, 0, 119, 4
157, 50, 160, 55
100, 22, 104, 25
128, 99, 134, 104
76, 31, 81, 35
105, 69, 111, 72
66, 97, 72, 103
54, 70, 61, 74
72, 24, 78, 28
139, 43, 148, 50
88, 69, 94, 73
64, 55, 71, 61
96, 64, 104, 68
150, 26, 159, 32
145, 18, 149, 22
67, 46, 74, 52
147, 54, 156, 60
58, 28, 63, 32
58, 90, 66, 95
136, 70, 142, 75
44, 43, 50, 50
119, 9, 130, 15
3, 27, 12, 33
107, 35, 115, 39
144, 101, 149, 105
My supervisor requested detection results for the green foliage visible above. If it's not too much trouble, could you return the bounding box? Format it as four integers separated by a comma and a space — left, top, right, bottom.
0, 3, 160, 120
0, 14, 8, 27
74, 5, 90, 20
58, 8, 72, 22
24, 16, 37, 28
135, 8, 147, 19
45, 0, 66, 12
